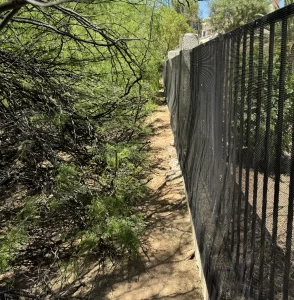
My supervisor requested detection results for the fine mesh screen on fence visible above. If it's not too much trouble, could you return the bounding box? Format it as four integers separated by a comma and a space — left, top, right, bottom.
164, 4, 294, 300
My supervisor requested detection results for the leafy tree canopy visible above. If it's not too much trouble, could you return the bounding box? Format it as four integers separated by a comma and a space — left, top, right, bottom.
157, 6, 191, 53
171, 0, 199, 27
209, 0, 270, 33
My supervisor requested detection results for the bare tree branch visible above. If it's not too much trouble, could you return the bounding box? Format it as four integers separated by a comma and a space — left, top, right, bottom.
26, 0, 74, 7
0, 7, 20, 30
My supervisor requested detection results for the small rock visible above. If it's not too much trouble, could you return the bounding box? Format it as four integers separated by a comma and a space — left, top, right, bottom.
169, 158, 179, 169
39, 160, 53, 168
166, 171, 182, 182
56, 151, 72, 162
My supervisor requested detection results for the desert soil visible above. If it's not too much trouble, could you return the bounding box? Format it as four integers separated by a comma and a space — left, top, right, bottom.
74, 104, 203, 300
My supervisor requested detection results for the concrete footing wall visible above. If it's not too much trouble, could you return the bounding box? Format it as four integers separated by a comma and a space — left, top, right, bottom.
165, 33, 210, 300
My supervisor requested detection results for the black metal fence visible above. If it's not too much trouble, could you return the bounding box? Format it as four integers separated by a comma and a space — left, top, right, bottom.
164, 4, 294, 300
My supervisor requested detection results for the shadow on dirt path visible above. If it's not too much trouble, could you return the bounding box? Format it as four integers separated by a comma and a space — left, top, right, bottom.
72, 105, 203, 300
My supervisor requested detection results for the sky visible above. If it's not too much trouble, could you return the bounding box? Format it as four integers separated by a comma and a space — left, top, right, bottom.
199, 1, 210, 19
199, 0, 285, 19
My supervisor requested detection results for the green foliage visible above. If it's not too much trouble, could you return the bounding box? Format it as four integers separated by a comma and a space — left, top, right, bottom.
209, 0, 270, 33
55, 164, 80, 194
157, 6, 192, 53
79, 142, 147, 255
285, 0, 294, 5
17, 140, 34, 163
53, 111, 69, 127
17, 196, 40, 223
104, 217, 141, 253
79, 216, 142, 255
171, 0, 199, 27
0, 226, 28, 272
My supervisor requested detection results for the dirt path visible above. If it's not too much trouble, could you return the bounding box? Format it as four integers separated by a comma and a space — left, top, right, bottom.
101, 105, 203, 299
73, 105, 203, 300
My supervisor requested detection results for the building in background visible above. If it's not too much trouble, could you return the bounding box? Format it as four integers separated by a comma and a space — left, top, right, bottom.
269, 0, 280, 11
199, 18, 217, 44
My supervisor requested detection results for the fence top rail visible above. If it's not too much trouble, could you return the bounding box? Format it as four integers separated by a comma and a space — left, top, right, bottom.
197, 3, 294, 49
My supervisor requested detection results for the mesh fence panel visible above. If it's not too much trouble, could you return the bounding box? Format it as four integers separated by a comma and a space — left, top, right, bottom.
165, 4, 294, 300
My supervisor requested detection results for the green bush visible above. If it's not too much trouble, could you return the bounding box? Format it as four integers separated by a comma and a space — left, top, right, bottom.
0, 226, 28, 272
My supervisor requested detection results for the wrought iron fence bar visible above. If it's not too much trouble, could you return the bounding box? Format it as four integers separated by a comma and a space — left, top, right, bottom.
257, 21, 275, 300
245, 27, 255, 296
269, 15, 288, 300
223, 39, 229, 166
222, 38, 231, 247
229, 36, 236, 255
253, 22, 264, 298
231, 34, 241, 258
253, 23, 265, 298
236, 31, 246, 272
